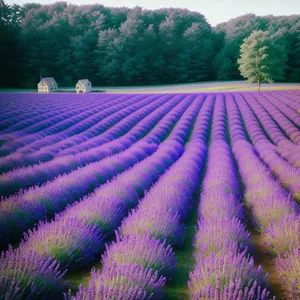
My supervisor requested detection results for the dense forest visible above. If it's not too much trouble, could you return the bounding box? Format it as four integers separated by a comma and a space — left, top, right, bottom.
1, 0, 300, 88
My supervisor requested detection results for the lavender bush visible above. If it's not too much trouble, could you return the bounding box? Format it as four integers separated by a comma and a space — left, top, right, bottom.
0, 246, 68, 299
101, 233, 176, 277
69, 263, 166, 300
189, 244, 269, 298
1, 91, 300, 299
19, 217, 105, 270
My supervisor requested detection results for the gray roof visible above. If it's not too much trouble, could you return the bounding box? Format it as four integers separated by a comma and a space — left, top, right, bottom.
77, 79, 91, 85
38, 77, 57, 86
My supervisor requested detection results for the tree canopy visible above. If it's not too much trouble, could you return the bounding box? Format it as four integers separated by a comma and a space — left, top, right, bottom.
238, 30, 287, 90
1, 1, 300, 88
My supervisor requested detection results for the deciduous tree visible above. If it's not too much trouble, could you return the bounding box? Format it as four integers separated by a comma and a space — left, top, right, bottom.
238, 30, 287, 91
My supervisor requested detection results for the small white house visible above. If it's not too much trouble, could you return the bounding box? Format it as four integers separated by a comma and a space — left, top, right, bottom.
38, 77, 58, 93
76, 79, 92, 93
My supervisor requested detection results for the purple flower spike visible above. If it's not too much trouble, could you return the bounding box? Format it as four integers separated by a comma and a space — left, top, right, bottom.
19, 217, 105, 270
0, 246, 68, 299
189, 244, 269, 298
194, 218, 252, 256
193, 278, 275, 300
247, 194, 298, 229
119, 206, 185, 246
198, 191, 244, 221
276, 246, 300, 299
63, 197, 127, 235
101, 233, 176, 277
263, 214, 300, 255
69, 263, 166, 300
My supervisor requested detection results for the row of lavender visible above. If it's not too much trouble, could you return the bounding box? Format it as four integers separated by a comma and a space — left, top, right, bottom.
68, 90, 300, 299
0, 93, 111, 113
0, 91, 300, 299
0, 93, 109, 128
68, 94, 214, 299
235, 93, 300, 202
0, 94, 206, 297
1, 94, 149, 155
255, 91, 300, 167
227, 94, 300, 299
189, 95, 273, 299
0, 91, 297, 163
0, 91, 298, 175
0, 94, 177, 195
0, 94, 166, 171
0, 94, 197, 247
0, 94, 117, 148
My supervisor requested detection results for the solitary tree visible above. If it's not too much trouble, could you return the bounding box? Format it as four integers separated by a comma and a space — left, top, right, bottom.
238, 30, 287, 91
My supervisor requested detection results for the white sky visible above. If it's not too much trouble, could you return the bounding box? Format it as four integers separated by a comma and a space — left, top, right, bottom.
6, 0, 300, 26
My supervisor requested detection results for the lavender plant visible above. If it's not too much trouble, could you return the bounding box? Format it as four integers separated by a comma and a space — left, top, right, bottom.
69, 263, 166, 300
119, 207, 185, 246
0, 246, 68, 299
19, 217, 105, 270
263, 214, 300, 255
101, 233, 176, 277
192, 278, 275, 300
189, 244, 269, 298
276, 246, 300, 298
194, 218, 252, 256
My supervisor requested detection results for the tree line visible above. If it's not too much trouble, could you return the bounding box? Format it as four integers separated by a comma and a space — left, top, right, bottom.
1, 0, 300, 88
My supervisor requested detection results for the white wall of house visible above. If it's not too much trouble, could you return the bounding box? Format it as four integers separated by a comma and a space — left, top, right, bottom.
38, 78, 58, 93
76, 81, 92, 93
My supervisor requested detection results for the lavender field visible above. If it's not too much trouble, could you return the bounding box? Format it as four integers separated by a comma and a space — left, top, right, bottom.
0, 91, 300, 300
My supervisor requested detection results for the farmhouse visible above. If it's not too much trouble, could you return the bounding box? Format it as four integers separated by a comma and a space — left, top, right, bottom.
76, 79, 92, 93
37, 77, 58, 93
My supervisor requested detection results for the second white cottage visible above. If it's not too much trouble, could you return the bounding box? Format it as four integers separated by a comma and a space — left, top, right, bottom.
76, 79, 92, 93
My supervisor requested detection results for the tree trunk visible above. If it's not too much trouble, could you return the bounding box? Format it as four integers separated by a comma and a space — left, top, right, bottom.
258, 80, 261, 91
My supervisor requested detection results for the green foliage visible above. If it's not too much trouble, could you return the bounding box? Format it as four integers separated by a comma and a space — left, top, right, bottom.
215, 14, 300, 82
1, 0, 300, 88
0, 0, 22, 87
238, 30, 287, 90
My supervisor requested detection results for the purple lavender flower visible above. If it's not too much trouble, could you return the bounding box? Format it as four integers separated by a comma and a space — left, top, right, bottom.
263, 214, 300, 255
198, 191, 244, 221
276, 246, 300, 298
0, 246, 68, 298
137, 183, 195, 221
192, 277, 275, 300
246, 194, 298, 229
69, 263, 166, 300
119, 206, 185, 246
0, 141, 156, 247
101, 233, 176, 277
189, 243, 268, 298
19, 217, 105, 270
62, 196, 127, 235
194, 218, 252, 256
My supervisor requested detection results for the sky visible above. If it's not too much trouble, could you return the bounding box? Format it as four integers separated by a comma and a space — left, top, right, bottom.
5, 0, 300, 26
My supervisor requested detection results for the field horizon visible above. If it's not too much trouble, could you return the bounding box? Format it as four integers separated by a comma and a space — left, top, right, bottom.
1, 80, 300, 94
